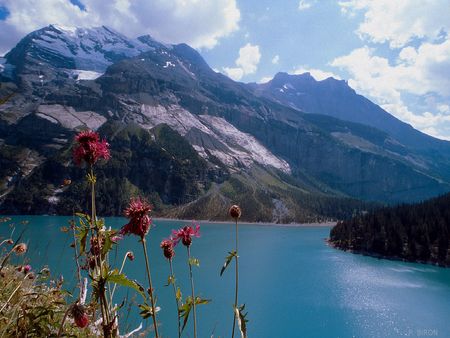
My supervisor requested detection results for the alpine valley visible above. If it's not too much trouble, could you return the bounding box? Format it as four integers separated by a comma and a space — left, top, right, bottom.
1, 25, 450, 222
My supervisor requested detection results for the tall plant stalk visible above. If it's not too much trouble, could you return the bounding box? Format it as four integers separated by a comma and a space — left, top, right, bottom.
169, 259, 182, 338
231, 217, 239, 338
187, 246, 197, 338
141, 238, 160, 338
89, 166, 111, 337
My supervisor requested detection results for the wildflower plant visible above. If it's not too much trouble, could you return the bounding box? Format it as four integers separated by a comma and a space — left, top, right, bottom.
120, 197, 160, 337
220, 205, 248, 338
172, 223, 210, 338
65, 130, 146, 338
161, 237, 182, 338
0, 229, 94, 337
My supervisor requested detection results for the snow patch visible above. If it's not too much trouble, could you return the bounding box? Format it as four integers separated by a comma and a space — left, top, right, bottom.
52, 24, 78, 35
68, 69, 103, 80
32, 26, 154, 72
163, 61, 176, 68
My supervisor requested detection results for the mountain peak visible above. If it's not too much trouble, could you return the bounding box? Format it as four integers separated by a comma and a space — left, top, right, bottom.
5, 25, 152, 73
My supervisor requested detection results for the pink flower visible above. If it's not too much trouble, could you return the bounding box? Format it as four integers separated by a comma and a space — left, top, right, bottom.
172, 224, 200, 247
23, 265, 32, 274
111, 234, 123, 243
121, 197, 152, 238
160, 238, 175, 260
73, 130, 110, 166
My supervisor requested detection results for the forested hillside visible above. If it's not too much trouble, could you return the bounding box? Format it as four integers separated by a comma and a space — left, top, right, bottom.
330, 193, 450, 266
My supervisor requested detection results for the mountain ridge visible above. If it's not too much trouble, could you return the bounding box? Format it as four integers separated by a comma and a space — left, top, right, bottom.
1, 25, 450, 221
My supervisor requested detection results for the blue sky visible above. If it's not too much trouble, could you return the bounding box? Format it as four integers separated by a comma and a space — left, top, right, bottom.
0, 0, 449, 140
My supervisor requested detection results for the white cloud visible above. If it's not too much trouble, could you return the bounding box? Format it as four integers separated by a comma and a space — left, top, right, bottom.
339, 0, 450, 48
223, 43, 261, 80
298, 0, 313, 11
0, 0, 241, 54
331, 41, 450, 99
293, 66, 340, 81
222, 67, 244, 81
271, 55, 279, 64
258, 76, 273, 83
331, 43, 450, 139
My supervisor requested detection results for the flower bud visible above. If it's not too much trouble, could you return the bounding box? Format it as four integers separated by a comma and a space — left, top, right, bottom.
229, 205, 242, 219
160, 239, 175, 260
126, 251, 135, 261
71, 304, 89, 328
13, 243, 27, 255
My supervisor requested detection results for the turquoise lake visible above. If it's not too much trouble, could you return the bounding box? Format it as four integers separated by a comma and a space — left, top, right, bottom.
1, 216, 450, 338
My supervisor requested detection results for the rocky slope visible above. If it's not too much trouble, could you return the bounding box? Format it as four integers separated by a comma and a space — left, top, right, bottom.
250, 72, 450, 181
1, 25, 449, 221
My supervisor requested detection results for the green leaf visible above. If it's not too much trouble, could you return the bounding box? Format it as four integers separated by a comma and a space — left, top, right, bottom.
138, 304, 152, 319
235, 304, 249, 338
176, 287, 182, 302
194, 296, 211, 305
101, 230, 117, 256
75, 212, 90, 222
165, 275, 175, 287
179, 299, 192, 331
188, 257, 200, 267
220, 250, 237, 276
76, 225, 89, 254
107, 270, 146, 299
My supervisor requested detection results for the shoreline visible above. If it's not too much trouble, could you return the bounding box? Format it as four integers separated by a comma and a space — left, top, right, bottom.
154, 217, 336, 227
1, 215, 336, 228
327, 239, 450, 268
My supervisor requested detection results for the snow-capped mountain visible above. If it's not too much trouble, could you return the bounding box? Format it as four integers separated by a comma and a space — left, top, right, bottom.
1, 25, 450, 221
4, 25, 155, 73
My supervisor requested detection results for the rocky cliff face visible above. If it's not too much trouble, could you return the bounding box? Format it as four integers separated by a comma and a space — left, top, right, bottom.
250, 72, 450, 181
1, 25, 449, 221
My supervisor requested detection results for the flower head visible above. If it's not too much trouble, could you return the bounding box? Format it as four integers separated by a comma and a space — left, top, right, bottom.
13, 243, 27, 255
126, 251, 135, 261
121, 197, 152, 238
71, 303, 89, 328
73, 130, 110, 166
172, 224, 200, 247
23, 265, 32, 274
229, 205, 242, 219
160, 238, 175, 260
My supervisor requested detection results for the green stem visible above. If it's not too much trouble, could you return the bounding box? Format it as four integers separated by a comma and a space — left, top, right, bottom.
110, 252, 129, 304
231, 219, 239, 338
0, 274, 29, 313
187, 246, 197, 338
56, 306, 72, 338
142, 237, 160, 338
169, 259, 182, 338
89, 166, 111, 334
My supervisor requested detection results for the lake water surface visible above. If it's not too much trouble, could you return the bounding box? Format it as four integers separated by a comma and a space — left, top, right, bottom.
1, 216, 450, 338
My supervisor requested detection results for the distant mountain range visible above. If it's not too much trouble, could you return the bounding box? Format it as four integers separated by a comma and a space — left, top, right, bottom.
1, 25, 450, 222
